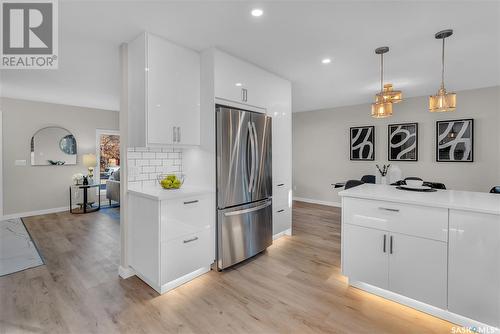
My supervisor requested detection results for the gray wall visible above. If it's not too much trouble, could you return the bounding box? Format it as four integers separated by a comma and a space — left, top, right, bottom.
292, 86, 500, 205
1, 98, 119, 215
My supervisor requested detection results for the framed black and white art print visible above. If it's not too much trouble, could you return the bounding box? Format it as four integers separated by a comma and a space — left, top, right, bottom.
388, 123, 418, 161
350, 126, 375, 161
436, 119, 474, 162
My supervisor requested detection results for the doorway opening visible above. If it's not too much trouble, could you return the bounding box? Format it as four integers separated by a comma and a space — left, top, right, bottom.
96, 130, 120, 208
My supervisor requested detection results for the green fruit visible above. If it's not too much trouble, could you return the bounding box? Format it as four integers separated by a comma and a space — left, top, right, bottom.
166, 175, 176, 181
161, 179, 173, 189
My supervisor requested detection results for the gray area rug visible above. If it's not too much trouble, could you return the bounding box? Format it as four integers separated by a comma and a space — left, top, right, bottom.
0, 218, 44, 276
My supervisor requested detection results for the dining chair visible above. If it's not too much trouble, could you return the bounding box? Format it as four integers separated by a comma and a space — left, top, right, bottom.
424, 182, 446, 190
361, 175, 376, 184
345, 180, 364, 190
490, 186, 500, 194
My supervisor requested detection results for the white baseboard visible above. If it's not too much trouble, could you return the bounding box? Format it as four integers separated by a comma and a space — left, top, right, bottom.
273, 228, 292, 240
118, 265, 136, 279
120, 265, 211, 295
2, 206, 69, 220
293, 197, 341, 208
160, 266, 210, 294
350, 281, 499, 333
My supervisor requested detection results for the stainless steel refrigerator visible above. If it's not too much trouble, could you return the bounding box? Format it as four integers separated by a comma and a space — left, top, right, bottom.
216, 106, 272, 270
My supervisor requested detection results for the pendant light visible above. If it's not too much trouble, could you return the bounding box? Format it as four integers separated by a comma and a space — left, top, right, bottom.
371, 47, 402, 118
429, 29, 456, 112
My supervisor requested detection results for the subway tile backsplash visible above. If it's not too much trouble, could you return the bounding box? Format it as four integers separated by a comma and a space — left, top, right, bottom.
127, 147, 182, 187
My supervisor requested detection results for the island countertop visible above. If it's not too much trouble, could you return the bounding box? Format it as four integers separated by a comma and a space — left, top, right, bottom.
128, 184, 214, 201
339, 184, 500, 215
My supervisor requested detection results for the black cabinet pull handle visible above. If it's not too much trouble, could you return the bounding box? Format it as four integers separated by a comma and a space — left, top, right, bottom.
184, 200, 199, 205
277, 209, 284, 213
390, 236, 394, 254
277, 183, 285, 187
383, 234, 387, 253
183, 237, 198, 244
378, 207, 400, 212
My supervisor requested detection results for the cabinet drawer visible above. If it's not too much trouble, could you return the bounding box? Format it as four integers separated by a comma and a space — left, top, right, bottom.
343, 198, 448, 241
161, 194, 214, 242
273, 206, 291, 235
274, 183, 289, 208
161, 227, 213, 284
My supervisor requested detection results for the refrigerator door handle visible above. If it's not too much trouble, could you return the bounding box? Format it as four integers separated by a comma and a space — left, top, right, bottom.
248, 122, 256, 193
223, 200, 272, 217
250, 121, 259, 193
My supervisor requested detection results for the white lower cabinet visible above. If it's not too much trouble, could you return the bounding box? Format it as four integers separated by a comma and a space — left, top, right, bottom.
344, 224, 446, 308
342, 196, 500, 329
388, 233, 447, 309
449, 210, 500, 327
343, 224, 389, 289
343, 198, 448, 309
161, 227, 213, 284
128, 191, 215, 294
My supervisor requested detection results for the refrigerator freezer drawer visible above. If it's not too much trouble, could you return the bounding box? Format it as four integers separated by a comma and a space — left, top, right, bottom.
217, 199, 273, 270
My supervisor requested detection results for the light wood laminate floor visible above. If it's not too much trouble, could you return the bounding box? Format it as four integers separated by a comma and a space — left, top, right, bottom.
0, 202, 454, 333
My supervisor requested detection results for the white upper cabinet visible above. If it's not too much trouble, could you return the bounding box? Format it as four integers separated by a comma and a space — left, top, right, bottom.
214, 50, 268, 108
128, 33, 200, 147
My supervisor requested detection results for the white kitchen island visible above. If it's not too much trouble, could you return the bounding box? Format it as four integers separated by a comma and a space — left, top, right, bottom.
127, 185, 215, 294
339, 184, 500, 332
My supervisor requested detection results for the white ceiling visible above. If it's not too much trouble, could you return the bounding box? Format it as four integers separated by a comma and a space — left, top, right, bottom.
1, 1, 499, 112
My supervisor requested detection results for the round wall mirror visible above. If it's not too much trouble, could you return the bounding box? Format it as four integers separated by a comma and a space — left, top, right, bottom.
59, 134, 77, 155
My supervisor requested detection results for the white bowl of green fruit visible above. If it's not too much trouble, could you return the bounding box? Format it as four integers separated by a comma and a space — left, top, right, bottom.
157, 173, 185, 190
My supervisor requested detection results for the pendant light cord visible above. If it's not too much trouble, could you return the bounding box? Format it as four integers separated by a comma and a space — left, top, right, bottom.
441, 37, 445, 89
380, 53, 384, 93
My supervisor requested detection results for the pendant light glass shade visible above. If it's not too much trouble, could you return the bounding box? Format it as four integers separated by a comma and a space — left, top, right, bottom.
429, 29, 456, 112
429, 87, 456, 112
376, 84, 403, 104
371, 101, 393, 118
371, 47, 402, 118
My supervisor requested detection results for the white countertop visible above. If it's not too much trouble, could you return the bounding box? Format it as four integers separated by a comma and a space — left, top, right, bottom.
339, 184, 500, 215
128, 184, 214, 201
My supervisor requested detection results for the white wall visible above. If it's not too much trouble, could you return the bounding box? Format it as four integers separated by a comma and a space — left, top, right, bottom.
1, 98, 119, 216
292, 86, 500, 205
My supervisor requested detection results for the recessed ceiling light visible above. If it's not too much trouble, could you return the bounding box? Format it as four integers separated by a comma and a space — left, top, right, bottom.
235, 83, 242, 87
322, 58, 331, 64
251, 9, 263, 17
